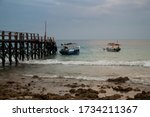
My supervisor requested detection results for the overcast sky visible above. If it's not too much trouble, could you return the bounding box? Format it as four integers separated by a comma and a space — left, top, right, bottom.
0, 0, 150, 40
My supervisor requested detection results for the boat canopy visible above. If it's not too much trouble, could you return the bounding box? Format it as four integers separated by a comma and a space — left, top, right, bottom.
107, 43, 120, 46
61, 43, 79, 49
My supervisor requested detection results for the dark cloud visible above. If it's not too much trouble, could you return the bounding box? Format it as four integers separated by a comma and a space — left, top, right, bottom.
0, 0, 150, 39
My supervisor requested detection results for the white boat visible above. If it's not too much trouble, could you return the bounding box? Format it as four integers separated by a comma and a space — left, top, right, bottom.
104, 42, 121, 52
59, 43, 80, 55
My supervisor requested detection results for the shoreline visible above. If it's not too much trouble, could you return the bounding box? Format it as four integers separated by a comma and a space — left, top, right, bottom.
0, 72, 150, 100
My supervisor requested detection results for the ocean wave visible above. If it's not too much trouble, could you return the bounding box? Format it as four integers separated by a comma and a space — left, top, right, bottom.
20, 59, 150, 67
23, 74, 109, 81
23, 74, 150, 85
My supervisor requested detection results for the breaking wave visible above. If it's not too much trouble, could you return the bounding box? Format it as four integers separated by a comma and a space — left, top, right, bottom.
23, 74, 107, 81
23, 74, 150, 85
20, 59, 150, 67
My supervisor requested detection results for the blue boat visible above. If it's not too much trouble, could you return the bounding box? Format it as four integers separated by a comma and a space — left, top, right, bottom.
59, 43, 80, 55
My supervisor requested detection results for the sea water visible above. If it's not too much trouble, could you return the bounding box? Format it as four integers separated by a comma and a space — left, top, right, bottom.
1, 39, 150, 84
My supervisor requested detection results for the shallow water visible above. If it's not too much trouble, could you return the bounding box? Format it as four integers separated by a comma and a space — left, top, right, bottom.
1, 39, 150, 84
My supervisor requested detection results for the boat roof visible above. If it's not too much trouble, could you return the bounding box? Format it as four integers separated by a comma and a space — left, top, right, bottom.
63, 43, 77, 45
61, 43, 78, 46
107, 43, 120, 46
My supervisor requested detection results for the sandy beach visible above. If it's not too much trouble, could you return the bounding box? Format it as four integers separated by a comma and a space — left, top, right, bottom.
0, 71, 150, 100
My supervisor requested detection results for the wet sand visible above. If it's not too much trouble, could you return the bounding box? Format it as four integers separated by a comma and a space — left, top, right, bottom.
0, 72, 150, 100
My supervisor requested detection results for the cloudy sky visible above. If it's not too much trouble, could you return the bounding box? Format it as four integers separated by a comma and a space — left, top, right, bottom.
0, 0, 150, 40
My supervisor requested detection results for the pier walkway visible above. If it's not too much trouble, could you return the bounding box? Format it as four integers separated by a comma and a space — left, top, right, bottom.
0, 30, 57, 67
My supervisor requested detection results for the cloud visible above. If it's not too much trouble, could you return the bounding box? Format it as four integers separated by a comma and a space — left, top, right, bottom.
71, 0, 150, 16
7, 0, 149, 12
1, 0, 150, 39
5, 0, 149, 7
2, 0, 150, 18
28, 0, 148, 17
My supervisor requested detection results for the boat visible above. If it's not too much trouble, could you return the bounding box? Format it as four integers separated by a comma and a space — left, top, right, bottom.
59, 43, 80, 55
104, 42, 121, 52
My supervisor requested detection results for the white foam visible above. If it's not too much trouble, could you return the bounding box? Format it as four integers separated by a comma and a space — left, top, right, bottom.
20, 59, 150, 67
65, 74, 150, 84
130, 75, 150, 85
23, 73, 150, 85
143, 61, 150, 67
23, 74, 108, 81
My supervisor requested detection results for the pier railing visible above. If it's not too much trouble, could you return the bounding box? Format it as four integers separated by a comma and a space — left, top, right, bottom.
0, 30, 57, 67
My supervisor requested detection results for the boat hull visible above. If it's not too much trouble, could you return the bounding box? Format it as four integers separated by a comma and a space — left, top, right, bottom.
106, 47, 121, 52
59, 49, 80, 55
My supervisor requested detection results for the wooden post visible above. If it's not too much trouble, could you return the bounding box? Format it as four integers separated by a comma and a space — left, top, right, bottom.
19, 33, 22, 60
33, 34, 36, 59
49, 37, 52, 55
37, 34, 40, 59
14, 32, 18, 66
30, 33, 33, 60
44, 38, 46, 56
26, 33, 29, 60
22, 33, 25, 61
2, 31, 5, 67
8, 32, 12, 66
40, 37, 44, 58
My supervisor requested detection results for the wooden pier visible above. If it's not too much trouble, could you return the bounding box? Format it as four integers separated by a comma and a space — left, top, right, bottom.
0, 30, 57, 67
